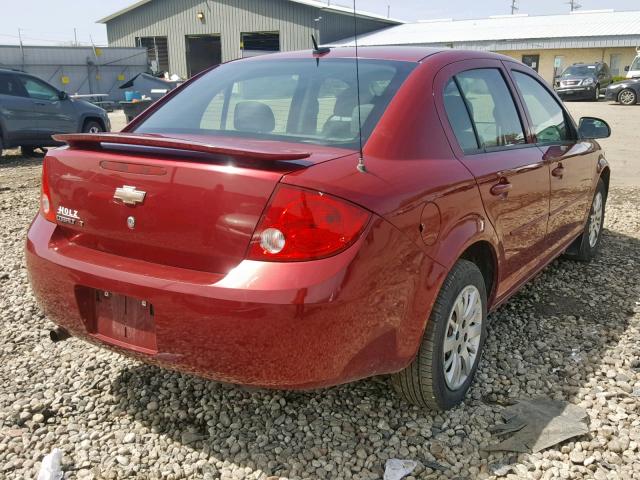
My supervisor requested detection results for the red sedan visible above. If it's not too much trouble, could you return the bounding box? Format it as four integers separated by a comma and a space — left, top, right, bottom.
26, 47, 611, 410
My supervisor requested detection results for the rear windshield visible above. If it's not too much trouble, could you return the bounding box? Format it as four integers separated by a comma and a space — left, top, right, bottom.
134, 58, 415, 148
561, 65, 596, 77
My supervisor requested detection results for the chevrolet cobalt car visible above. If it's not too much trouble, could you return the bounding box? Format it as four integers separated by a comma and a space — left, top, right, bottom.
26, 47, 611, 410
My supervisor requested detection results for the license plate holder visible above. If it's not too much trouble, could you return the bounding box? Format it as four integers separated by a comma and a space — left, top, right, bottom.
93, 290, 157, 352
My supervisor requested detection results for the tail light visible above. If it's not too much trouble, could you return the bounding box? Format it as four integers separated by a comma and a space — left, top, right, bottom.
40, 158, 56, 223
248, 185, 371, 261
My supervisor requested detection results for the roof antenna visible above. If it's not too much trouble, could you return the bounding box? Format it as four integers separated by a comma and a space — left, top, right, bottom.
311, 34, 330, 55
353, 0, 366, 173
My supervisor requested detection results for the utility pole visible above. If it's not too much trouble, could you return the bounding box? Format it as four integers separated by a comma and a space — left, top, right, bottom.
74, 28, 78, 47
510, 0, 519, 14
18, 28, 24, 70
387, 4, 390, 18
567, 0, 582, 12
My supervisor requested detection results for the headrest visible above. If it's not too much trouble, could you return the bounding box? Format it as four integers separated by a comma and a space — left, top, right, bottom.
350, 104, 375, 137
234, 101, 275, 133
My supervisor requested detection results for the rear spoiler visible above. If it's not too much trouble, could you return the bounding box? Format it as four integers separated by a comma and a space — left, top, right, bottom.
52, 133, 311, 161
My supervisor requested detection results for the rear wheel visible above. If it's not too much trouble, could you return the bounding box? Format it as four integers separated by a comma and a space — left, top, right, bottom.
82, 120, 104, 134
618, 89, 637, 105
392, 260, 487, 410
566, 179, 606, 262
21, 146, 47, 157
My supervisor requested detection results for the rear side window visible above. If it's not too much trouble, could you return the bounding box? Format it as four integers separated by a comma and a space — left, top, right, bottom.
455, 69, 526, 149
0, 73, 26, 97
512, 71, 573, 143
443, 79, 479, 153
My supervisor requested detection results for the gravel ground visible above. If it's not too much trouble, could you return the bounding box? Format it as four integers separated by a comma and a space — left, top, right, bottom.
1, 148, 639, 480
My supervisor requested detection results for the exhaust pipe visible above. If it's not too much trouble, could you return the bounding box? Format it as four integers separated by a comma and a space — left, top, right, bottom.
49, 326, 70, 343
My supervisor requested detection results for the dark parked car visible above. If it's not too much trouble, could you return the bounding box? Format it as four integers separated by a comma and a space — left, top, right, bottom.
555, 62, 612, 101
605, 77, 640, 105
27, 47, 611, 410
0, 68, 110, 156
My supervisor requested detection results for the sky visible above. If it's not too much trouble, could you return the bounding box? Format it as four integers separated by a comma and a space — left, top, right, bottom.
0, 0, 638, 46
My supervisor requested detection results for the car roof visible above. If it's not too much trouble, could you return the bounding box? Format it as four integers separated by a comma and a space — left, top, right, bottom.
240, 46, 513, 64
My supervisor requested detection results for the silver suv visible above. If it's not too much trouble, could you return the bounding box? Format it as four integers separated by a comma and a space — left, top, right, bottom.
0, 69, 110, 156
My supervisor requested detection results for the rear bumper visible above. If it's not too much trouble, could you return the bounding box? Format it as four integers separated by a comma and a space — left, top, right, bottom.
605, 89, 620, 102
26, 214, 445, 389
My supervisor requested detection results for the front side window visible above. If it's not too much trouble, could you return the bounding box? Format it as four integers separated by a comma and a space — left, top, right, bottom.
512, 71, 572, 143
135, 58, 415, 148
19, 76, 59, 101
455, 69, 526, 149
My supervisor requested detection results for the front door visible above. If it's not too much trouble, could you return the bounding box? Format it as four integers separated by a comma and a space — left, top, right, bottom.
522, 55, 540, 73
16, 74, 76, 139
436, 61, 550, 297
508, 65, 596, 248
186, 35, 222, 77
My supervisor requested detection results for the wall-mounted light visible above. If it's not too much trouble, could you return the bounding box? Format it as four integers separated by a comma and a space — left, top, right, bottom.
197, 11, 205, 22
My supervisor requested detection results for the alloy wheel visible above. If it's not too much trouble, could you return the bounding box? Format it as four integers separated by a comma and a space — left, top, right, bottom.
589, 191, 603, 248
88, 125, 102, 134
619, 89, 637, 105
443, 285, 483, 390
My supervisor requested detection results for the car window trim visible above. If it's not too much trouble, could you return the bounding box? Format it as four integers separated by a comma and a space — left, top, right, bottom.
505, 65, 579, 145
452, 66, 530, 154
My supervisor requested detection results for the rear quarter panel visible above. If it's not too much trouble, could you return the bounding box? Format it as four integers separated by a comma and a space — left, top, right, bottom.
283, 58, 502, 354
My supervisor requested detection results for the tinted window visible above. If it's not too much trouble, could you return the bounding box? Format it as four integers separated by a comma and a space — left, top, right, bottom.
0, 73, 25, 97
19, 76, 59, 101
512, 71, 572, 143
561, 65, 596, 77
443, 79, 479, 152
136, 59, 415, 148
456, 69, 526, 149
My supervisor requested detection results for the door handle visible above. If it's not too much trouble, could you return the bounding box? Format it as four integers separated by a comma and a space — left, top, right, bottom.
490, 182, 513, 197
552, 164, 565, 178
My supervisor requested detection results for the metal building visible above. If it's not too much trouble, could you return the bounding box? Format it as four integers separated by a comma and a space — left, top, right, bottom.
98, 0, 401, 78
331, 9, 640, 84
0, 45, 148, 102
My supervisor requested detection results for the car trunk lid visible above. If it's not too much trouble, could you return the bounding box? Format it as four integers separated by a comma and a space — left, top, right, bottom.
47, 133, 352, 274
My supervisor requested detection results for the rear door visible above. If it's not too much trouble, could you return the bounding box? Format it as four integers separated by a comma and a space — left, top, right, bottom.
507, 63, 596, 248
16, 74, 76, 139
435, 59, 550, 297
0, 72, 36, 144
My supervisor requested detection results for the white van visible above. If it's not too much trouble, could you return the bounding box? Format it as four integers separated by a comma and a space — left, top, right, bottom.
627, 47, 640, 78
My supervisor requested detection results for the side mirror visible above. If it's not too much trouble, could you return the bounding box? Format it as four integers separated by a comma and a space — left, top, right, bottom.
579, 117, 611, 140
58, 91, 69, 101
625, 66, 630, 72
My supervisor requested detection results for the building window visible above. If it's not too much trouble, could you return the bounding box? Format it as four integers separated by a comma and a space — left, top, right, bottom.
240, 32, 280, 58
136, 36, 169, 74
610, 54, 622, 77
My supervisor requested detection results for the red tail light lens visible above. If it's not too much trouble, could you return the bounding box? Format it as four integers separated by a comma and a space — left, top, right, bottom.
40, 158, 56, 223
248, 185, 371, 261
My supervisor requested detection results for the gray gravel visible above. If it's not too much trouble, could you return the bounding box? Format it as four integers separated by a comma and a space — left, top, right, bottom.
1, 150, 639, 480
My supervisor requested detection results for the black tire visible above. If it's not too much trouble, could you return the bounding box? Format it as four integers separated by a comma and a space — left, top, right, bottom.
618, 89, 637, 106
392, 259, 488, 410
20, 146, 46, 157
592, 84, 600, 102
566, 179, 607, 262
82, 120, 104, 134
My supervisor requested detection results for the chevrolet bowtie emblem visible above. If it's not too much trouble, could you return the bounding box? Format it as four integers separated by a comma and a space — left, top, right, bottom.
114, 185, 146, 206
